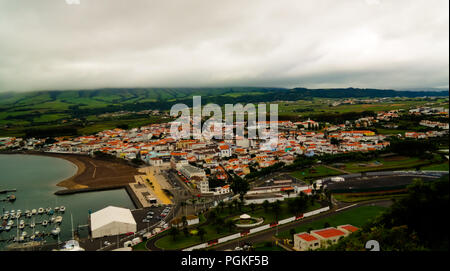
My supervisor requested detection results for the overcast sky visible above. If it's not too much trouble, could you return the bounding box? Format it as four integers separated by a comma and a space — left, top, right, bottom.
0, 0, 448, 92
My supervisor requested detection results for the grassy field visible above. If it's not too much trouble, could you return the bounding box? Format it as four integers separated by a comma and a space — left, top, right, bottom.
154, 200, 321, 250
277, 98, 433, 117
341, 156, 428, 173
253, 241, 287, 251
291, 165, 342, 181
333, 192, 408, 203
421, 162, 449, 171
277, 205, 386, 239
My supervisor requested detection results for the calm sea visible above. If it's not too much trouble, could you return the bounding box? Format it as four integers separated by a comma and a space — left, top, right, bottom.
0, 154, 135, 250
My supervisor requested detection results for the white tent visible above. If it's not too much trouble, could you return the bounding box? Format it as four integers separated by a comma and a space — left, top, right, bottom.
90, 206, 137, 239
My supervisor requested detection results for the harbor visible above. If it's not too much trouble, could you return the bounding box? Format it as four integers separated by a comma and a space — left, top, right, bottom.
0, 154, 136, 250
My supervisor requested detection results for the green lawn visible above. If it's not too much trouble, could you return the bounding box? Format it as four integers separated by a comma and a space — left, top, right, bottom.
132, 240, 149, 251
342, 157, 428, 173
333, 193, 407, 203
253, 241, 287, 251
291, 165, 341, 181
422, 162, 449, 171
277, 205, 386, 239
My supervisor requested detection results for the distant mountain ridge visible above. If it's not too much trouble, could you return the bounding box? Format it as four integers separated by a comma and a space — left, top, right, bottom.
0, 87, 447, 114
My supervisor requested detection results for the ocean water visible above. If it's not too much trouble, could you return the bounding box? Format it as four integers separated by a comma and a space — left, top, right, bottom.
0, 154, 135, 250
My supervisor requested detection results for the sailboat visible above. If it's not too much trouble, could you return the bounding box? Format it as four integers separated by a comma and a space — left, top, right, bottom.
30, 218, 35, 228
56, 213, 85, 251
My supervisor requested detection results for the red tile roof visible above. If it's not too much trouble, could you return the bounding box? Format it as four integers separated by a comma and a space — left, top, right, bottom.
313, 228, 346, 238
297, 233, 318, 242
340, 225, 359, 233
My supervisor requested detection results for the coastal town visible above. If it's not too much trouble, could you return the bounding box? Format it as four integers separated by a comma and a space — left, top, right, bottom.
0, 100, 448, 251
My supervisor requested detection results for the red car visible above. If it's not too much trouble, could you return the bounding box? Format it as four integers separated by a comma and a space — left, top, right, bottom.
125, 232, 134, 236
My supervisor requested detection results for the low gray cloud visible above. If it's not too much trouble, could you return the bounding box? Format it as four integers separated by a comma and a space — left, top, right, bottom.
0, 0, 448, 92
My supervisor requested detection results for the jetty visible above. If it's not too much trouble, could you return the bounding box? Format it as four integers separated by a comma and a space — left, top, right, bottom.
0, 189, 16, 194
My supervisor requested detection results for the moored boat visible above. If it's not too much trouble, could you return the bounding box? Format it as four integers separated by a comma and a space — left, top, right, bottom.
51, 227, 61, 236
59, 206, 66, 212
42, 220, 48, 226
54, 216, 63, 224
38, 208, 44, 214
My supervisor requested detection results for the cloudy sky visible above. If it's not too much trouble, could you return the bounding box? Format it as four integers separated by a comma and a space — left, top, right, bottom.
0, 0, 448, 92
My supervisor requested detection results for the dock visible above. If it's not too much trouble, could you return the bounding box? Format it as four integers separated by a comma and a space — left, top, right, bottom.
0, 189, 16, 194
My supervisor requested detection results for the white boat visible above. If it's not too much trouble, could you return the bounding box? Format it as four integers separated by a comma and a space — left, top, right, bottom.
30, 221, 35, 228
51, 227, 61, 236
45, 207, 51, 213
9, 213, 15, 219
42, 220, 48, 226
30, 234, 36, 240
59, 206, 66, 212
4, 211, 9, 215
21, 231, 27, 237
38, 208, 44, 214
7, 220, 14, 226
25, 210, 30, 215
31, 209, 37, 215
5, 225, 11, 231
26, 212, 32, 218
58, 240, 85, 251
2, 214, 8, 220
54, 216, 63, 224
10, 210, 15, 214
50, 216, 56, 223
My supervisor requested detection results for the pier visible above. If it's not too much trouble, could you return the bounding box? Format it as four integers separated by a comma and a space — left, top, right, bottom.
0, 189, 16, 194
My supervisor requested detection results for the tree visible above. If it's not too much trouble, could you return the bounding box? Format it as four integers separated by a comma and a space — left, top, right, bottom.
183, 227, 189, 237
218, 201, 225, 212
271, 201, 282, 221
249, 203, 256, 213
289, 228, 296, 239
169, 227, 180, 241
181, 216, 188, 228
230, 177, 250, 202
225, 220, 235, 232
208, 210, 218, 225
180, 201, 187, 217
262, 200, 270, 213
197, 227, 206, 241
227, 202, 234, 214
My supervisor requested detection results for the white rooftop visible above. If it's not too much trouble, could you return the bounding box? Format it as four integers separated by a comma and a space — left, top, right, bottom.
90, 206, 136, 231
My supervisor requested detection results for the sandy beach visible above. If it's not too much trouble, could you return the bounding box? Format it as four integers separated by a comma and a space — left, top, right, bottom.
10, 152, 139, 191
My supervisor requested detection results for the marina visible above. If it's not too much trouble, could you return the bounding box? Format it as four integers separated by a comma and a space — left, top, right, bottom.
0, 154, 136, 250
